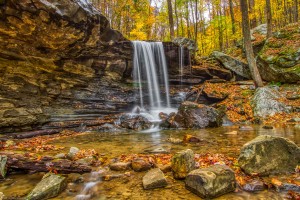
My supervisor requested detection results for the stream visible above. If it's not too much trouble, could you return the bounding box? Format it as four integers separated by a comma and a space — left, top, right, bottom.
0, 125, 299, 199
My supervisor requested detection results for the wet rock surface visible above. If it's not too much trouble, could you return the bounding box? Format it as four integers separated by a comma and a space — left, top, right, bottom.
142, 168, 168, 190
109, 162, 131, 171
243, 179, 266, 192
26, 173, 67, 200
173, 101, 223, 129
171, 149, 195, 179
131, 159, 152, 172
119, 114, 152, 131
238, 135, 300, 176
185, 165, 236, 198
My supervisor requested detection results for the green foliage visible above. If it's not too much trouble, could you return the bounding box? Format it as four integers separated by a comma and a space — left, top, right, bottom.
268, 81, 282, 87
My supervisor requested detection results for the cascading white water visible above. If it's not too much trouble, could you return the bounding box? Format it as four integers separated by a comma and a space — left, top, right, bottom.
132, 41, 176, 123
133, 41, 170, 109
179, 46, 184, 84
75, 170, 104, 200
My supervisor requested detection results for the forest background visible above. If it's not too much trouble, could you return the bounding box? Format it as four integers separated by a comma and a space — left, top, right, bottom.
91, 0, 299, 56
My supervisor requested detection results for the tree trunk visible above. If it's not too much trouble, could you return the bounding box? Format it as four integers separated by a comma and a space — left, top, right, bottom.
240, 0, 264, 87
266, 0, 272, 38
174, 0, 180, 37
229, 0, 236, 35
167, 0, 175, 39
185, 1, 191, 38
249, 0, 257, 28
295, 0, 299, 22
195, 0, 198, 45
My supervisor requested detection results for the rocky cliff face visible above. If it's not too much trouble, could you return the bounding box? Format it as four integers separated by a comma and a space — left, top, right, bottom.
0, 0, 134, 133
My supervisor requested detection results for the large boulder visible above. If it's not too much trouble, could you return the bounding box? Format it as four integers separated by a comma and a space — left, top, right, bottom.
257, 23, 300, 83
211, 51, 252, 79
142, 168, 168, 190
171, 149, 195, 179
185, 165, 236, 199
251, 86, 292, 118
26, 173, 67, 200
238, 135, 300, 176
173, 101, 223, 129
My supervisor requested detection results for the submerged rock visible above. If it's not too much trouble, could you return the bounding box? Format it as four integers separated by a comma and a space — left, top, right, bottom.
109, 162, 131, 171
239, 126, 254, 131
252, 86, 292, 118
26, 173, 67, 200
171, 149, 195, 179
185, 165, 236, 198
173, 101, 223, 129
238, 135, 300, 176
131, 159, 152, 172
243, 179, 266, 192
119, 114, 152, 131
142, 168, 168, 190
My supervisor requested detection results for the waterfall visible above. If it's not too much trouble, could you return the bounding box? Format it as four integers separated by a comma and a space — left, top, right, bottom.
132, 41, 170, 109
179, 46, 184, 84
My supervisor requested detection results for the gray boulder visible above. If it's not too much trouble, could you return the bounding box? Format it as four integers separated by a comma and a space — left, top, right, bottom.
251, 86, 292, 118
173, 101, 223, 129
26, 173, 67, 200
238, 135, 300, 176
251, 24, 267, 36
185, 165, 236, 198
211, 51, 252, 79
142, 168, 168, 190
171, 149, 195, 179
67, 147, 80, 160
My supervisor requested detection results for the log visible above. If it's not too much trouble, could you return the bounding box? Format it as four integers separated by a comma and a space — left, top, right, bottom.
1, 153, 92, 174
11, 129, 62, 139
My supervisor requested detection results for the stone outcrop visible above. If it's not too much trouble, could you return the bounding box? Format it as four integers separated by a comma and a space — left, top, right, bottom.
185, 165, 236, 198
238, 135, 300, 176
0, 0, 133, 133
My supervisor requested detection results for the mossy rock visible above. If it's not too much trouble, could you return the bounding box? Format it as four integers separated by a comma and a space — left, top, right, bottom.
26, 173, 67, 200
238, 135, 300, 176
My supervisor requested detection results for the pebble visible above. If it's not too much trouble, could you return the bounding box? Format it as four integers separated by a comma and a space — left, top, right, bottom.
239, 126, 254, 131
225, 131, 238, 135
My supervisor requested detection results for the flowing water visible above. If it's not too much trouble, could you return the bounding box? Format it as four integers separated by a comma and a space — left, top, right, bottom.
179, 46, 184, 84
132, 41, 170, 109
0, 125, 299, 200
132, 41, 176, 123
